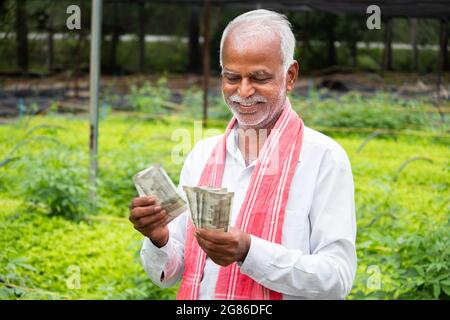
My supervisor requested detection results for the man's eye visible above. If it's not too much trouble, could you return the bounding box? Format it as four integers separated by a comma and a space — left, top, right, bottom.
226, 77, 240, 83
253, 78, 270, 83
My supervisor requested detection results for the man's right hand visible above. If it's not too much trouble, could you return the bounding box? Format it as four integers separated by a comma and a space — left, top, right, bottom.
129, 196, 169, 248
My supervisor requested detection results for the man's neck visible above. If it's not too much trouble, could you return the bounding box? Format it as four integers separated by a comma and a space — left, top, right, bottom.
237, 110, 283, 166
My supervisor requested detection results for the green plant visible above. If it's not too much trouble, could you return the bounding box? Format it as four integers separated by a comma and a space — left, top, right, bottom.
19, 149, 91, 220
0, 255, 36, 299
293, 91, 434, 131
0, 111, 448, 300
128, 77, 171, 114
395, 223, 450, 299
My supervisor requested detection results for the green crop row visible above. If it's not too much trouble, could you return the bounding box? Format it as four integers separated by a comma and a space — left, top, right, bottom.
0, 110, 448, 299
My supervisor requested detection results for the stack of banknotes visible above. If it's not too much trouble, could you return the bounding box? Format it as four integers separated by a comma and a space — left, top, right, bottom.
132, 165, 187, 223
132, 165, 233, 231
183, 186, 234, 232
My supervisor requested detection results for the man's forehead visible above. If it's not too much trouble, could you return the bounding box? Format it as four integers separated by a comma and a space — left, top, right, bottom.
225, 25, 279, 48
229, 24, 276, 40
222, 68, 272, 76
222, 29, 282, 69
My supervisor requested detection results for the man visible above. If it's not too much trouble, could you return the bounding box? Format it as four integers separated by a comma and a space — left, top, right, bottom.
129, 9, 356, 300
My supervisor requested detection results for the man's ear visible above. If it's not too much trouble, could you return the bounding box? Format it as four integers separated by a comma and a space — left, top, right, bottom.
286, 60, 299, 92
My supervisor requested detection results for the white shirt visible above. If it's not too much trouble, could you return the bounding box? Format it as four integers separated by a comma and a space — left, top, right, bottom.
140, 125, 357, 300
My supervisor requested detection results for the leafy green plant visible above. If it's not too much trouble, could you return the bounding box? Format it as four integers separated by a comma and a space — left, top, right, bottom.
349, 153, 449, 300
1, 110, 448, 300
0, 254, 59, 300
128, 77, 171, 114
19, 149, 90, 220
294, 91, 435, 131
394, 223, 450, 299
181, 86, 203, 118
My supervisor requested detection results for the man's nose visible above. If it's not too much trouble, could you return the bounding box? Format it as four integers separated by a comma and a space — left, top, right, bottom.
237, 78, 255, 98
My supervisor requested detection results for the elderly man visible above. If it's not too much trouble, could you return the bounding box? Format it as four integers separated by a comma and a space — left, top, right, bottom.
129, 9, 356, 300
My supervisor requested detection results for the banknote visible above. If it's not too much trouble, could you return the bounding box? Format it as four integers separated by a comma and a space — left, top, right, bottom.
133, 165, 187, 220
183, 186, 233, 232
183, 186, 198, 227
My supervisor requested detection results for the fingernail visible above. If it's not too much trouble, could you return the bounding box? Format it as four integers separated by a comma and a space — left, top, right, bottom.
155, 205, 162, 211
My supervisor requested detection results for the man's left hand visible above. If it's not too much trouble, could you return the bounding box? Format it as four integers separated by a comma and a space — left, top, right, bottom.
195, 227, 251, 267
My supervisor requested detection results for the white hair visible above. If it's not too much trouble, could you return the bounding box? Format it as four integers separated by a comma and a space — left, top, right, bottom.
219, 9, 296, 73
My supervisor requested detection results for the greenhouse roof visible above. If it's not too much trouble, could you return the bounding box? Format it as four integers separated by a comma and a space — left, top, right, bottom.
109, 0, 450, 19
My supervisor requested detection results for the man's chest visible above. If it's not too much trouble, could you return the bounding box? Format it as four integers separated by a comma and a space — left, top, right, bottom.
217, 158, 318, 253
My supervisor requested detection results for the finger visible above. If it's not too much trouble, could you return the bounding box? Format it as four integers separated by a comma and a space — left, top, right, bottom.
195, 232, 228, 251
195, 235, 212, 253
160, 215, 172, 228
136, 212, 170, 233
228, 226, 239, 234
196, 228, 231, 245
130, 206, 160, 222
130, 205, 163, 221
196, 238, 230, 264
134, 210, 167, 228
131, 196, 157, 209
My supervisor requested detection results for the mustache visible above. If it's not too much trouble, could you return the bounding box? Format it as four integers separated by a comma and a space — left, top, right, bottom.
227, 94, 268, 106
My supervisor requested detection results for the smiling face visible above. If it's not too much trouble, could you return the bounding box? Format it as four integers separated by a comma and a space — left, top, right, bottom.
221, 27, 298, 130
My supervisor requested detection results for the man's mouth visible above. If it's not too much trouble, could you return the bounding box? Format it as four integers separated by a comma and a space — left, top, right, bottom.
236, 102, 261, 114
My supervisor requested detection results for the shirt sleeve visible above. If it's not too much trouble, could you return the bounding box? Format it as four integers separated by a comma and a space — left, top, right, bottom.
140, 152, 196, 288
239, 147, 357, 299
140, 211, 187, 288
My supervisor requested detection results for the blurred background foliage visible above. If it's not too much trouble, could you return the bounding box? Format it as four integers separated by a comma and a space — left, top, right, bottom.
1, 89, 448, 299
0, 0, 448, 74
0, 0, 449, 301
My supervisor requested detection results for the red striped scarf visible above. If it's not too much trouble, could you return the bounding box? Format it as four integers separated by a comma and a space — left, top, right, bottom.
177, 98, 304, 300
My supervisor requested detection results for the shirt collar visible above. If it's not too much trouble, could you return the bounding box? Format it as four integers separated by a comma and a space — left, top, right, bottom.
225, 123, 257, 168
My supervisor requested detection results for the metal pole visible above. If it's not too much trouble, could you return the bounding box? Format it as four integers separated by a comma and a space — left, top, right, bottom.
89, 0, 102, 208
138, 0, 146, 73
410, 18, 418, 71
202, 0, 211, 128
